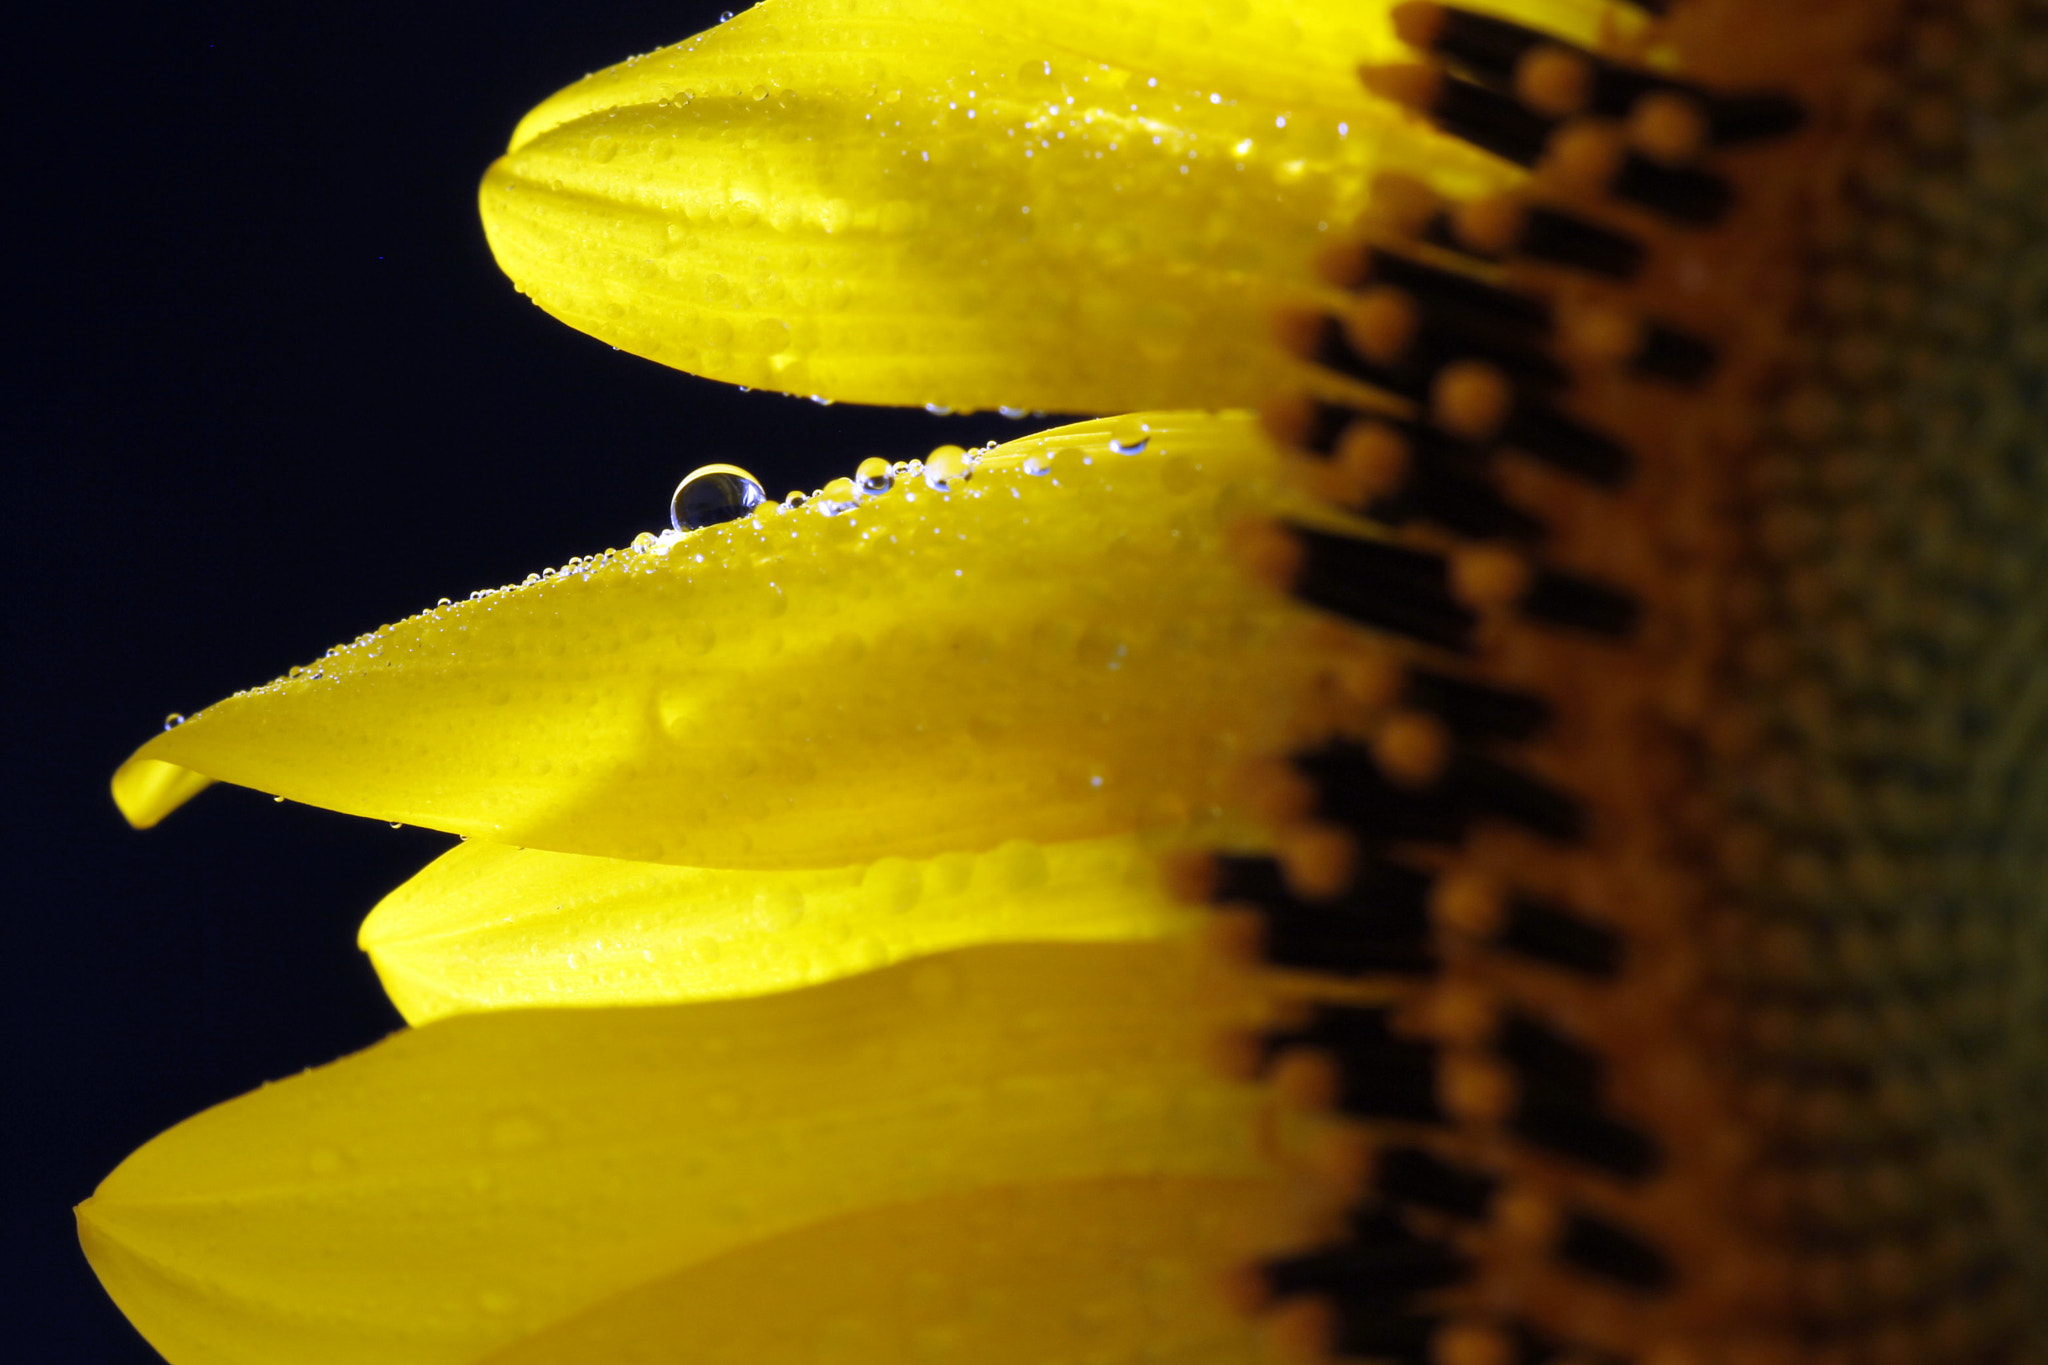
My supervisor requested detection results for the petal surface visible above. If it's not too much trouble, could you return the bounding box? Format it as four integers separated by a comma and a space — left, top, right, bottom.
112, 414, 1334, 867
480, 0, 1606, 411
362, 833, 1196, 1023
478, 1177, 1300, 1365
80, 941, 1280, 1365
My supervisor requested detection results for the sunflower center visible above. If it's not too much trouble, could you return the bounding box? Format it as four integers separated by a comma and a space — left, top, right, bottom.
1701, 1, 2048, 1346
1208, 2, 2048, 1360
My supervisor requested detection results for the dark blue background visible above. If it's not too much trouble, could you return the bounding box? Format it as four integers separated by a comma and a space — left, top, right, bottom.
10, 3, 1043, 1357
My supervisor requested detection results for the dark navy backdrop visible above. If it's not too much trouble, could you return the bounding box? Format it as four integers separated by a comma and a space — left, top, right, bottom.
9, 3, 1045, 1357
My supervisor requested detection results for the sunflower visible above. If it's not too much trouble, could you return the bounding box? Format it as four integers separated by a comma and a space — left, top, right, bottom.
80, 1, 2048, 1363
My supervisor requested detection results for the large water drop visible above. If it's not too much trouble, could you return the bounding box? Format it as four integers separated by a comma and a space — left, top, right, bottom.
923, 445, 972, 492
671, 464, 766, 531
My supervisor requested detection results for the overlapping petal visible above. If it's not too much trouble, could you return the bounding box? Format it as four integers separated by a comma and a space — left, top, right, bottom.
362, 832, 1197, 1022
481, 0, 1620, 411
80, 941, 1294, 1365
477, 1177, 1299, 1365
113, 414, 1342, 868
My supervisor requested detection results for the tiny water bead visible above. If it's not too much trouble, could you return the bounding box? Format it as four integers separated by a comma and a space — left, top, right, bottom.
855, 457, 895, 497
1022, 452, 1055, 476
163, 713, 186, 730
670, 464, 767, 532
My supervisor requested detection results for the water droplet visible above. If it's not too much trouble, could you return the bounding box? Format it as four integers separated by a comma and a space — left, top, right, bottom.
817, 477, 861, 516
924, 402, 954, 415
988, 838, 1050, 892
1109, 417, 1150, 455
162, 713, 186, 730
923, 445, 971, 492
862, 857, 923, 914
755, 886, 806, 930
1022, 451, 1054, 476
855, 456, 895, 497
672, 464, 766, 531
679, 621, 718, 657
782, 489, 810, 509
997, 405, 1029, 418
632, 531, 659, 551
929, 851, 976, 896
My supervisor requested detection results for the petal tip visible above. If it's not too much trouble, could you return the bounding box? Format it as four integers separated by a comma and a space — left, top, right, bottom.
112, 756, 215, 829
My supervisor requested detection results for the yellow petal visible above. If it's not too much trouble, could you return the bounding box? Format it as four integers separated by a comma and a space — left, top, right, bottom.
481, 0, 1575, 412
109, 758, 214, 831
479, 1177, 1298, 1365
362, 833, 1197, 1023
112, 414, 1336, 867
506, 0, 1621, 155
79, 941, 1279, 1365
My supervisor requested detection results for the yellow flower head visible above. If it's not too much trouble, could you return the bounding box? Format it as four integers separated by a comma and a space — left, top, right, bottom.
82, 1, 2048, 1363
